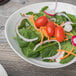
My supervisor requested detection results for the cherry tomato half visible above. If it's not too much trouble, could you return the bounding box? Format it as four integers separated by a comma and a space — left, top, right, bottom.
55, 26, 65, 42
46, 21, 55, 36
35, 16, 48, 27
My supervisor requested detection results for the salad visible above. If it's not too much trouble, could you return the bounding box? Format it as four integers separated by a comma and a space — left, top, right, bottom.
15, 5, 76, 64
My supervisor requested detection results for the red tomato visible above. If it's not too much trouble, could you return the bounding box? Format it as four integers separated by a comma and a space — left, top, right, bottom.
55, 26, 65, 42
35, 16, 48, 27
46, 21, 55, 36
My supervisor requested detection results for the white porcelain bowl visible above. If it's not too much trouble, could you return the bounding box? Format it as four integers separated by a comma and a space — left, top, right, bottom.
5, 2, 76, 68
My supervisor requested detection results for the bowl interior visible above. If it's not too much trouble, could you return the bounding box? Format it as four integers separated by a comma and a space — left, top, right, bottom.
5, 2, 76, 68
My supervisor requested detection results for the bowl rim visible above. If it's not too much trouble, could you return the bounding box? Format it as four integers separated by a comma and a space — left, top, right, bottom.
5, 2, 76, 68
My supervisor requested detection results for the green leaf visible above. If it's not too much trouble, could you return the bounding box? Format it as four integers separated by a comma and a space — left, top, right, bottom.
43, 59, 56, 62
62, 12, 76, 26
66, 13, 76, 23
16, 35, 29, 48
34, 13, 43, 17
55, 15, 63, 25
62, 15, 68, 22
60, 55, 75, 64
36, 42, 57, 52
34, 15, 38, 21
18, 19, 31, 29
40, 6, 48, 12
66, 27, 76, 40
72, 27, 76, 35
40, 43, 58, 58
27, 19, 34, 25
54, 13, 69, 25
18, 19, 26, 29
26, 11, 34, 15
22, 42, 39, 58
71, 24, 76, 27
18, 28, 38, 39
60, 41, 76, 64
61, 41, 73, 51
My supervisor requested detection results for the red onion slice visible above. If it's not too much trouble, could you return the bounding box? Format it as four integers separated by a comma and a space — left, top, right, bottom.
64, 21, 72, 32
16, 17, 38, 42
44, 0, 57, 16
44, 9, 55, 16
50, 18, 56, 22
71, 35, 76, 46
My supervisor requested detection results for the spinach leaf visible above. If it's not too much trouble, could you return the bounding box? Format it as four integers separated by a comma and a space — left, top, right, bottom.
34, 15, 38, 21
18, 19, 31, 29
43, 59, 56, 62
27, 19, 34, 25
60, 41, 76, 64
55, 15, 63, 25
60, 55, 75, 64
16, 35, 29, 48
18, 19, 27, 29
34, 13, 43, 17
62, 15, 68, 22
40, 6, 48, 12
22, 42, 39, 58
66, 27, 76, 40
72, 27, 76, 35
40, 43, 58, 58
62, 12, 76, 26
16, 29, 40, 57
66, 14, 76, 23
26, 11, 34, 15
60, 27, 76, 64
18, 28, 38, 39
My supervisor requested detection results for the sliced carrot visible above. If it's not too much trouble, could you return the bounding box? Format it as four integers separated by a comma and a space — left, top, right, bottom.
41, 27, 51, 42
29, 15, 40, 31
65, 36, 68, 38
60, 46, 74, 59
54, 23, 59, 27
44, 14, 46, 16
57, 46, 76, 59
29, 15, 35, 25
27, 26, 31, 29
47, 36, 50, 42
65, 33, 73, 36
57, 50, 76, 56
40, 27, 51, 42
60, 21, 64, 27
60, 53, 70, 59
50, 59, 52, 62
41, 27, 49, 38
60, 51, 62, 55
50, 37, 56, 40
40, 27, 46, 29
64, 38, 69, 41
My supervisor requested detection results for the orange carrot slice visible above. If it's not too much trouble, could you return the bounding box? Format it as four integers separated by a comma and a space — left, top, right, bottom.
44, 14, 46, 16
57, 46, 76, 59
60, 21, 64, 27
54, 23, 59, 27
65, 33, 73, 36
29, 15, 40, 31
27, 26, 31, 29
64, 38, 69, 41
50, 37, 56, 40
29, 15, 35, 25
